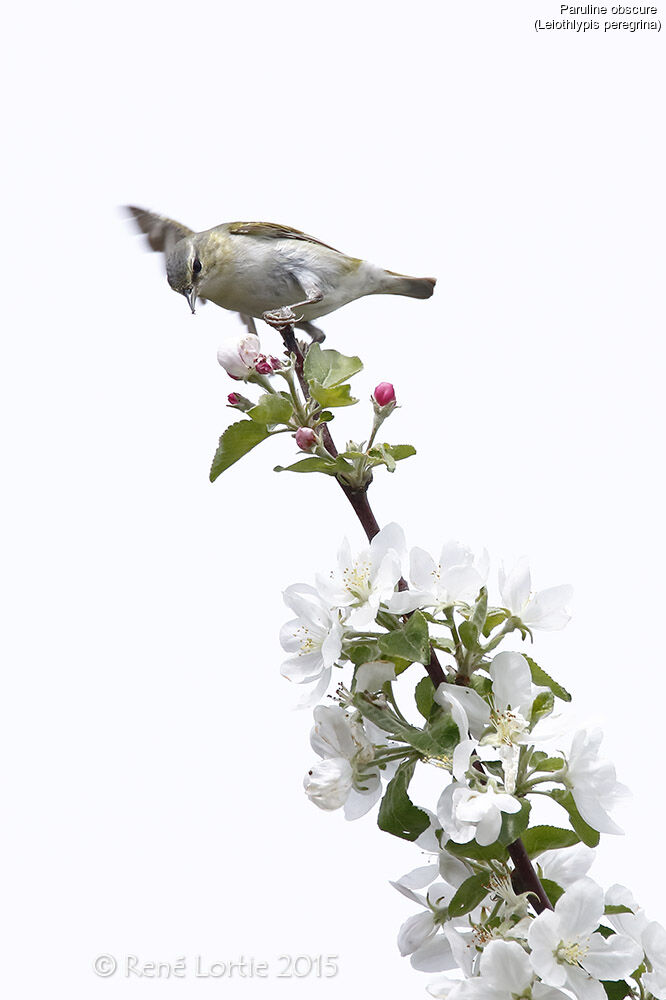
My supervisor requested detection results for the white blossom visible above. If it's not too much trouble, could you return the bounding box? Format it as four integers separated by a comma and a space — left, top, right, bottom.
436, 939, 570, 1000
606, 885, 666, 999
217, 333, 263, 378
499, 558, 573, 631
303, 758, 353, 810
316, 522, 406, 628
643, 922, 666, 999
390, 540, 489, 615
394, 879, 478, 973
437, 652, 552, 794
528, 878, 643, 1000
564, 729, 629, 835
437, 780, 522, 847
304, 705, 381, 819
280, 584, 345, 703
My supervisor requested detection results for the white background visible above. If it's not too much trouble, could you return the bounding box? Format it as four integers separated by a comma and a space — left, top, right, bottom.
2, 1, 665, 996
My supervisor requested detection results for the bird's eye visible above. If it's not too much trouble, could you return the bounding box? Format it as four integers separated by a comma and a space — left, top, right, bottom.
192, 258, 202, 275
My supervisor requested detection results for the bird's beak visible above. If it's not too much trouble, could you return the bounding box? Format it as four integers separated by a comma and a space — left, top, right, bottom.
184, 287, 197, 314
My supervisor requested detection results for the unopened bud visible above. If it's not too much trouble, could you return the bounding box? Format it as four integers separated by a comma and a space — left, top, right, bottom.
226, 391, 253, 412
295, 427, 317, 451
254, 355, 274, 375
373, 382, 396, 406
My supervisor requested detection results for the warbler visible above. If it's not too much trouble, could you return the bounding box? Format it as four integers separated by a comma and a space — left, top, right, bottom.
126, 206, 436, 338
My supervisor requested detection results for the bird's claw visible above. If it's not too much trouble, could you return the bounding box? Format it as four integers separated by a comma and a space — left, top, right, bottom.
262, 306, 303, 330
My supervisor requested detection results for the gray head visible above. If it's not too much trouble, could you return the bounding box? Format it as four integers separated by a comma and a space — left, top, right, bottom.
165, 238, 203, 313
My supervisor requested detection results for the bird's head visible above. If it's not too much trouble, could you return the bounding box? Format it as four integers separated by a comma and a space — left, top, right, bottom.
165, 237, 206, 313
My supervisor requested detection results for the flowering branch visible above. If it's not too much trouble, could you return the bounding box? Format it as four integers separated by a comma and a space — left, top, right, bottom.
209, 323, 664, 1000
274, 321, 551, 916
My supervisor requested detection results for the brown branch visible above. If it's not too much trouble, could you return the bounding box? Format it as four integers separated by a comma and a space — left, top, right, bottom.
278, 324, 552, 913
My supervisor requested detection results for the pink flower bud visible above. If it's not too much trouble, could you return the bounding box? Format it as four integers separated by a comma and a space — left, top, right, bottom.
227, 392, 240, 405
374, 382, 396, 406
254, 355, 273, 375
269, 356, 282, 371
295, 427, 317, 451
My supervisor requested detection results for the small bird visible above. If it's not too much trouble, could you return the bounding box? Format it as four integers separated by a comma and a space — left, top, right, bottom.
126, 206, 436, 339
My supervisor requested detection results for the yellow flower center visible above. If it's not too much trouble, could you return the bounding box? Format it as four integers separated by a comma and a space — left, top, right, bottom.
556, 938, 590, 965
295, 625, 317, 655
343, 558, 372, 600
492, 710, 529, 746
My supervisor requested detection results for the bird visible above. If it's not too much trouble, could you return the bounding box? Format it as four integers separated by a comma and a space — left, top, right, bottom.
126, 206, 436, 340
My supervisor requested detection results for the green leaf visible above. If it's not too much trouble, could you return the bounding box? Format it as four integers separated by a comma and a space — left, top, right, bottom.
459, 620, 479, 651
309, 380, 358, 408
377, 760, 430, 842
368, 443, 417, 473
352, 694, 457, 759
248, 393, 293, 424
415, 676, 436, 719
602, 981, 632, 1000
597, 925, 616, 939
274, 457, 338, 475
550, 790, 601, 847
332, 455, 357, 477
498, 799, 531, 845
378, 611, 431, 665
521, 825, 580, 858
210, 421, 271, 481
444, 839, 509, 863
448, 872, 491, 918
530, 690, 555, 725
604, 904, 634, 916
346, 643, 382, 666
525, 655, 572, 703
469, 674, 493, 698
539, 878, 565, 905
303, 343, 363, 388
471, 588, 489, 632
483, 611, 508, 637
424, 709, 461, 756
530, 753, 566, 773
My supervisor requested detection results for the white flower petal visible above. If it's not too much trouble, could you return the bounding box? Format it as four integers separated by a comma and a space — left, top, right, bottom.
398, 911, 436, 956
523, 585, 573, 630
499, 557, 531, 615
583, 932, 643, 981
435, 684, 491, 739
410, 934, 456, 973
490, 651, 534, 716
480, 940, 533, 993
410, 547, 438, 590
355, 660, 396, 692
563, 965, 606, 1000
539, 845, 596, 888
555, 877, 604, 938
344, 779, 382, 820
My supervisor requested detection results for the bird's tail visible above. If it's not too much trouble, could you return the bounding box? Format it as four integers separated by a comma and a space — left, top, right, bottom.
382, 270, 437, 299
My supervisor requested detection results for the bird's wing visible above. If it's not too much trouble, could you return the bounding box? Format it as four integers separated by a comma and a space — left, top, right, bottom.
228, 222, 342, 254
125, 206, 194, 255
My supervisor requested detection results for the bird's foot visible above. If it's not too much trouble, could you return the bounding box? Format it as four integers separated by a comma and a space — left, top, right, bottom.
262, 306, 302, 330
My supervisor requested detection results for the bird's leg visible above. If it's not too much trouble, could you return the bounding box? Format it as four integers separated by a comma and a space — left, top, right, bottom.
262, 284, 324, 331
295, 320, 326, 344
238, 313, 258, 336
